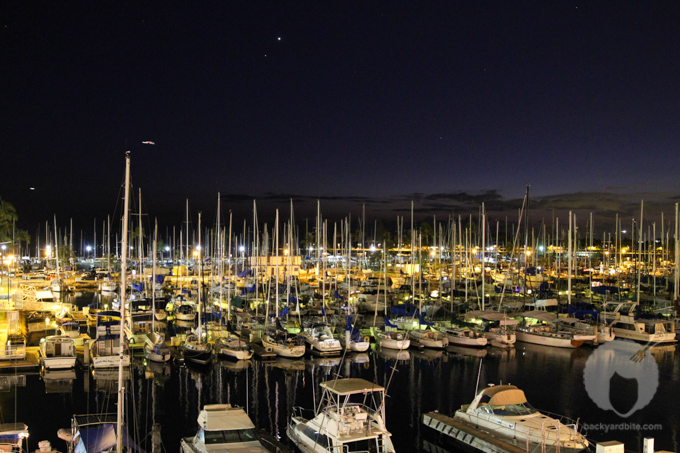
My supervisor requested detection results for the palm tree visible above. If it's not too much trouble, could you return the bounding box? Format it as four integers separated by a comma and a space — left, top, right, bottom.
0, 200, 18, 243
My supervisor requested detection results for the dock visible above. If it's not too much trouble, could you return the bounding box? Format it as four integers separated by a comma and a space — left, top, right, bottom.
423, 411, 539, 453
0, 347, 41, 372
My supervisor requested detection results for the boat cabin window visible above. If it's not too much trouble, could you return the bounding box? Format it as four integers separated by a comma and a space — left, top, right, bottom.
301, 426, 330, 448
481, 403, 536, 416
202, 428, 258, 444
344, 439, 378, 452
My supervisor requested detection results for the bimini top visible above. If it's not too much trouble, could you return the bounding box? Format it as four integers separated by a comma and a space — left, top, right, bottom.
197, 404, 255, 431
320, 378, 385, 395
478, 385, 528, 406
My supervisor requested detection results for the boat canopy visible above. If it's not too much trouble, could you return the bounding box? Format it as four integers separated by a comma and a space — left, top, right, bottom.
488, 389, 528, 406
520, 311, 557, 322
320, 378, 385, 395
198, 405, 255, 431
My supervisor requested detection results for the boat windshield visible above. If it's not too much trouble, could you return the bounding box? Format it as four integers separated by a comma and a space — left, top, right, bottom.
483, 403, 537, 416
203, 428, 258, 444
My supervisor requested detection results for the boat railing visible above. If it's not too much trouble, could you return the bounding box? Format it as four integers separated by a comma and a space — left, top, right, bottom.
291, 405, 315, 419
524, 414, 584, 453
0, 342, 26, 361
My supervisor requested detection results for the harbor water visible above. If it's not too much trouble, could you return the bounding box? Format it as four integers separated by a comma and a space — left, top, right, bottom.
2, 291, 678, 453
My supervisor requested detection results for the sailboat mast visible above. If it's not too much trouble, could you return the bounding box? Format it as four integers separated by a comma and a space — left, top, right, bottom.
152, 221, 157, 332
228, 211, 232, 321
198, 212, 203, 343
216, 194, 222, 319
117, 151, 131, 453
53, 215, 60, 282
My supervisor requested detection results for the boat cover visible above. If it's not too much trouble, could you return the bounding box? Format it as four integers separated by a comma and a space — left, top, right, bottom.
199, 405, 255, 430
76, 423, 142, 453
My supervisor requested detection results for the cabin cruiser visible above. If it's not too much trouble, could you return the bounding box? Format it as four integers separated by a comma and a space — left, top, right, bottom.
89, 311, 131, 369
39, 335, 77, 370
603, 301, 676, 343
288, 378, 396, 453
181, 404, 283, 453
455, 384, 588, 453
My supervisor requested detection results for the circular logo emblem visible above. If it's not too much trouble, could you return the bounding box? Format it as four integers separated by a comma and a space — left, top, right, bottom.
583, 340, 659, 418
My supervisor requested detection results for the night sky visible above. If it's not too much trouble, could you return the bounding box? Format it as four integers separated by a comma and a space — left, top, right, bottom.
3, 2, 680, 241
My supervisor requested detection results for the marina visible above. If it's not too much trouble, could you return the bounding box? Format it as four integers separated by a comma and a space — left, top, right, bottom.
0, 285, 676, 453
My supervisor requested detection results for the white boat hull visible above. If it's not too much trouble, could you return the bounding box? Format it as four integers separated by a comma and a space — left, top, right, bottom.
41, 356, 77, 370
515, 330, 583, 348
90, 354, 131, 369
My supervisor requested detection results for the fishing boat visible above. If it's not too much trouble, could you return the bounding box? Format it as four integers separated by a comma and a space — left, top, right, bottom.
39, 335, 77, 369
181, 404, 284, 453
454, 383, 589, 452
288, 378, 396, 453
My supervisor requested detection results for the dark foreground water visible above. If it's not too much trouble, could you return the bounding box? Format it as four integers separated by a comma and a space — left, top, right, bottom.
2, 292, 678, 453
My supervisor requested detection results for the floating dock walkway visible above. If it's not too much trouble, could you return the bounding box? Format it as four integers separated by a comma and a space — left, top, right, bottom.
423, 411, 539, 453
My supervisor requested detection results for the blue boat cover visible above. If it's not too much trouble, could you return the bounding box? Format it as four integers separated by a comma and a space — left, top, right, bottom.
76, 424, 142, 453
238, 269, 252, 278
384, 315, 398, 328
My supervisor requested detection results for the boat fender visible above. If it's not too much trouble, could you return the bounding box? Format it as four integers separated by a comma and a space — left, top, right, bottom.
363, 336, 370, 343
288, 343, 295, 349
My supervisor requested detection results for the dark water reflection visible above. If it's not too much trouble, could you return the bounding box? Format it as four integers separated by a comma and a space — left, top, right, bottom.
5, 291, 679, 452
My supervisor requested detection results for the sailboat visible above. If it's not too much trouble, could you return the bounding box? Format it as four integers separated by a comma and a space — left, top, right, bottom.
144, 222, 171, 363
59, 150, 137, 453
180, 212, 213, 365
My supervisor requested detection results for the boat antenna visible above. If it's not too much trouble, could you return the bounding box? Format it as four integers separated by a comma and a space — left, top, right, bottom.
474, 358, 483, 397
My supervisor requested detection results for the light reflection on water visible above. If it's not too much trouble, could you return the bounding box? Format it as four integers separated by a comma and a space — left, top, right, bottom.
8, 291, 679, 452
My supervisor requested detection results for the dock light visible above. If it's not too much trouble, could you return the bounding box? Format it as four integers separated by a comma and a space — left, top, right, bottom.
1, 245, 5, 251
370, 245, 376, 252
165, 246, 170, 252
239, 246, 245, 252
